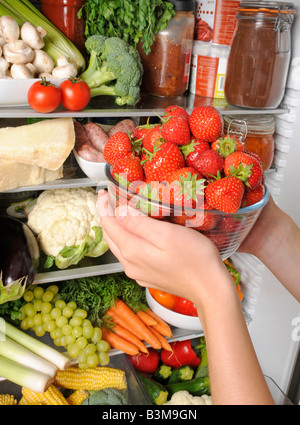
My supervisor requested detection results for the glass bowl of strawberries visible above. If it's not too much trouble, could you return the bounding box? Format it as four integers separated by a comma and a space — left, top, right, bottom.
104, 105, 270, 260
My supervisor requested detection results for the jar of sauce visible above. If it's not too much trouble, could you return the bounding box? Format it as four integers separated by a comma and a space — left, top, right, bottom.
224, 1, 295, 109
138, 0, 195, 97
40, 0, 86, 54
224, 114, 275, 171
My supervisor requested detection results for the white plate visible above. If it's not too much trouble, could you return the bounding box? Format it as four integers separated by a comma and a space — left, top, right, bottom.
0, 78, 63, 107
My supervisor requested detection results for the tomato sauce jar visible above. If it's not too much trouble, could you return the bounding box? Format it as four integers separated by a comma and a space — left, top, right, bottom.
138, 0, 195, 97
224, 114, 275, 171
224, 1, 295, 109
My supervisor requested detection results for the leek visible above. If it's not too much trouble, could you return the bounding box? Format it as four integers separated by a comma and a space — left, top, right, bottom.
0, 0, 85, 71
2, 320, 71, 370
0, 331, 57, 378
0, 355, 53, 393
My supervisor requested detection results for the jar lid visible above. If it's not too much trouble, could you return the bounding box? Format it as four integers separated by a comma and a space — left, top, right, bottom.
238, 1, 295, 15
167, 0, 195, 11
224, 114, 275, 134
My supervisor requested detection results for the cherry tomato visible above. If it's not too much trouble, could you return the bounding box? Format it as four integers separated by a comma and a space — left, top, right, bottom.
27, 79, 61, 113
148, 288, 177, 310
173, 297, 198, 317
128, 348, 159, 373
59, 77, 91, 111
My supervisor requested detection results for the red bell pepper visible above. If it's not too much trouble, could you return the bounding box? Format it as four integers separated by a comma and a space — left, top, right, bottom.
173, 297, 198, 316
160, 340, 201, 368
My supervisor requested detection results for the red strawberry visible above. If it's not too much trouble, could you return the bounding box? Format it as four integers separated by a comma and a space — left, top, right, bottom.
211, 135, 244, 158
112, 156, 144, 186
135, 181, 170, 218
180, 139, 210, 167
142, 142, 185, 182
205, 176, 245, 214
103, 131, 133, 165
161, 115, 191, 146
189, 106, 224, 142
203, 231, 230, 251
132, 121, 160, 141
241, 183, 265, 207
163, 105, 189, 121
224, 151, 263, 189
193, 149, 224, 177
142, 126, 166, 153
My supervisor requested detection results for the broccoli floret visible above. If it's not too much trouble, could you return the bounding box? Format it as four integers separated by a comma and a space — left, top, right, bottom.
80, 35, 143, 106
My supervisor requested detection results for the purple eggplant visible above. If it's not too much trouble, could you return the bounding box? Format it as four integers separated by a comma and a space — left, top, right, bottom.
0, 216, 39, 305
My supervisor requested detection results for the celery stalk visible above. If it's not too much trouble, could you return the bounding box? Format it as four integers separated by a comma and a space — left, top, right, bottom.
0, 332, 57, 378
3, 321, 71, 371
0, 355, 53, 393
0, 0, 86, 71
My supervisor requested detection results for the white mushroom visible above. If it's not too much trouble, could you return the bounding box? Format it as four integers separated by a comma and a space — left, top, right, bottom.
25, 62, 36, 77
0, 16, 20, 43
52, 55, 77, 78
3, 40, 34, 64
0, 56, 10, 78
0, 45, 2, 57
10, 63, 34, 79
38, 72, 54, 79
20, 22, 46, 50
32, 49, 54, 74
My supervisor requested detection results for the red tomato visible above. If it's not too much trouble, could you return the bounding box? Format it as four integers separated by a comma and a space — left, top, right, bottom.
128, 348, 159, 373
27, 79, 61, 113
173, 297, 198, 317
59, 77, 91, 111
148, 288, 177, 310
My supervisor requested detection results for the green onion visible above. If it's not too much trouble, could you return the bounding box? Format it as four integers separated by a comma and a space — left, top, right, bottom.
0, 355, 53, 393
0, 332, 57, 378
0, 0, 86, 71
2, 320, 71, 371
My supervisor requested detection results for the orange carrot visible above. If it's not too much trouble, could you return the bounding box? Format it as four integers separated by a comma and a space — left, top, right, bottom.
101, 327, 139, 355
136, 310, 158, 326
144, 309, 173, 337
106, 308, 135, 333
110, 299, 161, 349
149, 327, 173, 352
113, 324, 148, 354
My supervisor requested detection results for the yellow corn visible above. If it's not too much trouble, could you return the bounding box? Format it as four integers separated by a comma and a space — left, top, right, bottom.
0, 394, 17, 405
18, 396, 43, 405
54, 366, 127, 391
22, 385, 69, 405
67, 389, 89, 405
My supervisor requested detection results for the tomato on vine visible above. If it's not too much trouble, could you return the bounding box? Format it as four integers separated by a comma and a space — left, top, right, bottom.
59, 77, 91, 111
27, 78, 61, 113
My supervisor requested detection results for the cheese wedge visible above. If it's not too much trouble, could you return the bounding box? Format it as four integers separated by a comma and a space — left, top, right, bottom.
0, 158, 63, 191
0, 117, 75, 170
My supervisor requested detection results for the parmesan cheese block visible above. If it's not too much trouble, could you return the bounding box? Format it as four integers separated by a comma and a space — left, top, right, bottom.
0, 117, 75, 170
0, 158, 63, 191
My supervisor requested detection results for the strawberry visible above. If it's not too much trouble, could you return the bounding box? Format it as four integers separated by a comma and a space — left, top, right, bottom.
163, 105, 189, 121
189, 106, 224, 142
203, 231, 230, 251
211, 135, 244, 158
193, 149, 224, 177
142, 142, 185, 182
112, 156, 144, 186
205, 176, 245, 214
103, 131, 133, 165
161, 115, 191, 146
180, 139, 210, 167
224, 151, 263, 189
135, 180, 170, 218
241, 183, 265, 207
132, 121, 160, 141
142, 126, 166, 152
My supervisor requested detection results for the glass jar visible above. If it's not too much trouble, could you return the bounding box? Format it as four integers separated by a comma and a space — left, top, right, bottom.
224, 114, 275, 171
224, 1, 295, 109
138, 0, 195, 97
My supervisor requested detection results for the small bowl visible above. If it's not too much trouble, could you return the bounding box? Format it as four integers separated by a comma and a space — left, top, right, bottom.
146, 288, 203, 331
73, 149, 106, 183
105, 163, 270, 260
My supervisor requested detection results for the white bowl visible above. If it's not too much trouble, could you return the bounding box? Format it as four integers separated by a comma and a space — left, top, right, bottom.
146, 288, 203, 332
0, 78, 63, 107
73, 149, 106, 183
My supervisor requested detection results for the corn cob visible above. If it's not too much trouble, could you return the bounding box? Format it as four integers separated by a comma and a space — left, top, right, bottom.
54, 366, 127, 391
18, 396, 43, 405
0, 394, 17, 405
67, 389, 89, 405
22, 385, 69, 405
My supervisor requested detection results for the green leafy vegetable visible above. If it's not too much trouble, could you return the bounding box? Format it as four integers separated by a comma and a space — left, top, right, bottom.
0, 298, 26, 325
79, 0, 175, 54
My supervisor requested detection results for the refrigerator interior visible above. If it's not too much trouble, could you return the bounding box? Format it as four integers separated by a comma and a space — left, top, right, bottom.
230, 0, 300, 404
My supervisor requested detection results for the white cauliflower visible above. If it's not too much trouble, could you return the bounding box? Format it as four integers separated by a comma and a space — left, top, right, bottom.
163, 391, 213, 405
27, 187, 109, 269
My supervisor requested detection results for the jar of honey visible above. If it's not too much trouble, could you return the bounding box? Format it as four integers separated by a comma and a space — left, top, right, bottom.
224, 114, 275, 171
138, 0, 195, 97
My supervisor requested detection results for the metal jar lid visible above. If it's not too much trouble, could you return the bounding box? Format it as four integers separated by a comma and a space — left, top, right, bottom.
167, 0, 195, 11
224, 115, 275, 137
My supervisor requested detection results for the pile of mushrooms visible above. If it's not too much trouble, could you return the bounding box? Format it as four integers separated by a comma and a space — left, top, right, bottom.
0, 15, 77, 79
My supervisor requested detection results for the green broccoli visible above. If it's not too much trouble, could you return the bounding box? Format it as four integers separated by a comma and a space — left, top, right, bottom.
79, 35, 143, 106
